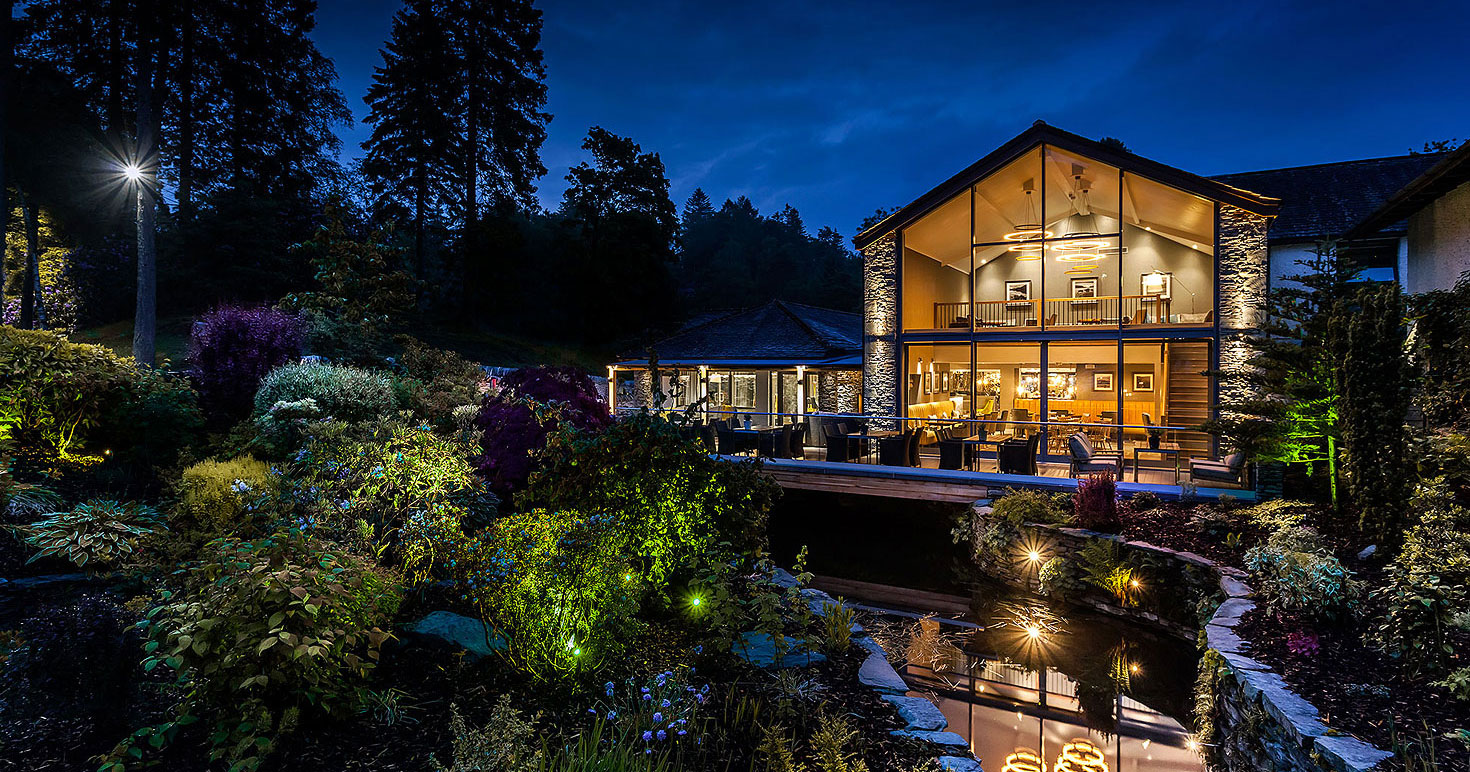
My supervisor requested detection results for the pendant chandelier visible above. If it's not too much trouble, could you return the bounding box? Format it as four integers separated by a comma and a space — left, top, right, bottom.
1004, 180, 1051, 244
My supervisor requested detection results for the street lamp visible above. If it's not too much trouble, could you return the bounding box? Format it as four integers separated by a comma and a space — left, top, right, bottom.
117, 156, 157, 366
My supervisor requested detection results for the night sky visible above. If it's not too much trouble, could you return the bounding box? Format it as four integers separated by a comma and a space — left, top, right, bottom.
314, 0, 1470, 239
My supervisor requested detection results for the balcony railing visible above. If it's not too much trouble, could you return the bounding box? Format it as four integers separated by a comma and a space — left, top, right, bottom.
612, 407, 1243, 489
928, 296, 1210, 331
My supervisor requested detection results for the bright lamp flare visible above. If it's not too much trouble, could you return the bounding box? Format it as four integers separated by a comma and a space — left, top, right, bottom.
1003, 227, 1052, 241
1056, 253, 1105, 263
121, 163, 144, 182
1002, 748, 1046, 772
1052, 239, 1108, 251
1056, 739, 1109, 772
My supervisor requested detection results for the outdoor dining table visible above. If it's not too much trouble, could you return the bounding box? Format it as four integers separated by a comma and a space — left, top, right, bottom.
959, 435, 1006, 472
842, 429, 899, 463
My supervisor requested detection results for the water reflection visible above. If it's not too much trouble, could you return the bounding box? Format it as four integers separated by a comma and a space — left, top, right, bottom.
892, 601, 1202, 772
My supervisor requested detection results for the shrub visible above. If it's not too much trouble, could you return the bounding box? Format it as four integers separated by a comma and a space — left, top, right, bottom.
1037, 556, 1084, 602
93, 367, 204, 476
431, 696, 541, 772
1372, 479, 1470, 672
21, 499, 162, 568
1240, 499, 1315, 532
809, 711, 869, 772
820, 598, 855, 654
115, 532, 399, 770
474, 365, 611, 498
0, 326, 129, 460
522, 412, 778, 587
990, 488, 1067, 526
455, 509, 638, 679
1244, 527, 1359, 621
282, 423, 496, 579
254, 361, 395, 424
175, 456, 276, 538
1074, 473, 1120, 533
187, 306, 304, 422
1128, 490, 1163, 511
393, 335, 485, 428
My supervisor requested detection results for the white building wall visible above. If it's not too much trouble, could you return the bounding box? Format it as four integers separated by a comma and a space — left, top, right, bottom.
1406, 180, 1470, 294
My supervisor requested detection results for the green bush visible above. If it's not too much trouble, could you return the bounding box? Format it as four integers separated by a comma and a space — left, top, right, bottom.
455, 509, 638, 680
0, 327, 201, 474
254, 362, 395, 423
175, 456, 276, 537
992, 488, 1068, 526
0, 326, 129, 460
282, 422, 496, 580
522, 412, 780, 590
431, 696, 541, 772
1239, 499, 1315, 532
1372, 479, 1470, 673
1244, 527, 1359, 621
393, 335, 484, 428
21, 499, 162, 569
1037, 556, 1084, 602
112, 532, 399, 771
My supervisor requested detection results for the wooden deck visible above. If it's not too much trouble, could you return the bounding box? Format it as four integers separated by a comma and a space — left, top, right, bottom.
735, 455, 1253, 503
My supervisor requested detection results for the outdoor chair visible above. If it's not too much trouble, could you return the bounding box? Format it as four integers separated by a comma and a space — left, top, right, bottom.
1189, 451, 1248, 488
997, 433, 1039, 475
1068, 431, 1122, 477
879, 430, 915, 467
759, 424, 794, 459
823, 422, 858, 463
906, 429, 921, 467
788, 423, 807, 460
936, 426, 972, 470
716, 421, 755, 456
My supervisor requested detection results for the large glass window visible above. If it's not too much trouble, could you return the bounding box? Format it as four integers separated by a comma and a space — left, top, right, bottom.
903, 143, 1219, 332
1121, 173, 1215, 325
904, 344, 973, 417
974, 343, 1042, 437
902, 190, 972, 331
707, 371, 758, 412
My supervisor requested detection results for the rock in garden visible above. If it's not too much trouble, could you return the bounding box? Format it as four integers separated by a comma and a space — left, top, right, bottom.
731, 631, 826, 668
406, 611, 505, 657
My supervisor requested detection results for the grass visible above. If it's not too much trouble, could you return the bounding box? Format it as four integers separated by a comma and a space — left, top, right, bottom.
69, 316, 193, 366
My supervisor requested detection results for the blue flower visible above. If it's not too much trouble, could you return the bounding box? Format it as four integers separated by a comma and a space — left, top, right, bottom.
641, 686, 649, 693
661, 699, 670, 708
657, 730, 667, 741
642, 693, 652, 701
607, 710, 617, 720
677, 729, 687, 736
694, 645, 704, 654
642, 730, 652, 742
652, 712, 662, 723
605, 681, 615, 696
587, 708, 596, 714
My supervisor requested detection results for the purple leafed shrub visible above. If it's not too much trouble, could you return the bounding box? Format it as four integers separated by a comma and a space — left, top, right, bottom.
188, 306, 304, 422
474, 366, 611, 499
1074, 472, 1121, 533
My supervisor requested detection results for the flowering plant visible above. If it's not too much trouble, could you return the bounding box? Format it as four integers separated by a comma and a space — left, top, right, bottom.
1286, 630, 1320, 657
589, 664, 709, 755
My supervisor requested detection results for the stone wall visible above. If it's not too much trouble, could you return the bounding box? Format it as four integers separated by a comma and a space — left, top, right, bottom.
1201, 591, 1393, 772
1216, 205, 1271, 408
816, 370, 862, 414
861, 233, 899, 425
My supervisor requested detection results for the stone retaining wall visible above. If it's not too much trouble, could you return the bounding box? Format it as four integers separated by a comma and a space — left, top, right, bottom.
965, 498, 1393, 772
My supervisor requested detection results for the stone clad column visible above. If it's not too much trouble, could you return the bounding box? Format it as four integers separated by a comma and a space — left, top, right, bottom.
862, 233, 899, 428
1216, 205, 1270, 407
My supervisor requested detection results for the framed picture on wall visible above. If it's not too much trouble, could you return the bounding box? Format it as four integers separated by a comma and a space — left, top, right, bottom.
1005, 280, 1032, 304
1070, 277, 1098, 303
1141, 271, 1172, 300
1094, 372, 1114, 391
1134, 372, 1154, 392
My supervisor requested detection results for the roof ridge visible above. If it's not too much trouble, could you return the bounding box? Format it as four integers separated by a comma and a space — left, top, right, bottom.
772, 300, 855, 353
1215, 152, 1448, 178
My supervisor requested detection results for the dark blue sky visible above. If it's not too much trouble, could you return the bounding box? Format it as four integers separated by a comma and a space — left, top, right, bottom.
314, 0, 1470, 239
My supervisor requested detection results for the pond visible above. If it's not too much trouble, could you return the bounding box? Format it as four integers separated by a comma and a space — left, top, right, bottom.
770, 488, 1204, 772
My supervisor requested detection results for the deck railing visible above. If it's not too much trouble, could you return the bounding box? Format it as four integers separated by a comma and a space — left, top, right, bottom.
928, 296, 1206, 331
613, 406, 1236, 486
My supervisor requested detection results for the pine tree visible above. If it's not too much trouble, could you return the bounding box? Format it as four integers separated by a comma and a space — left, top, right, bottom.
362, 0, 459, 283
444, 0, 550, 219
681, 188, 714, 225
562, 127, 677, 244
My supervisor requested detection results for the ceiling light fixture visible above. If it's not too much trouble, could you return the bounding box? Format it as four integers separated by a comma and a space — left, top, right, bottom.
1004, 179, 1051, 243
1056, 252, 1105, 263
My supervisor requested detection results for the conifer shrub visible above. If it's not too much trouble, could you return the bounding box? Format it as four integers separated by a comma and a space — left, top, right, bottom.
175, 456, 276, 538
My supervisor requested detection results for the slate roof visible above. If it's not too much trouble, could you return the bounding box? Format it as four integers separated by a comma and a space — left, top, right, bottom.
617, 300, 861, 367
1346, 142, 1470, 239
1213, 153, 1446, 243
